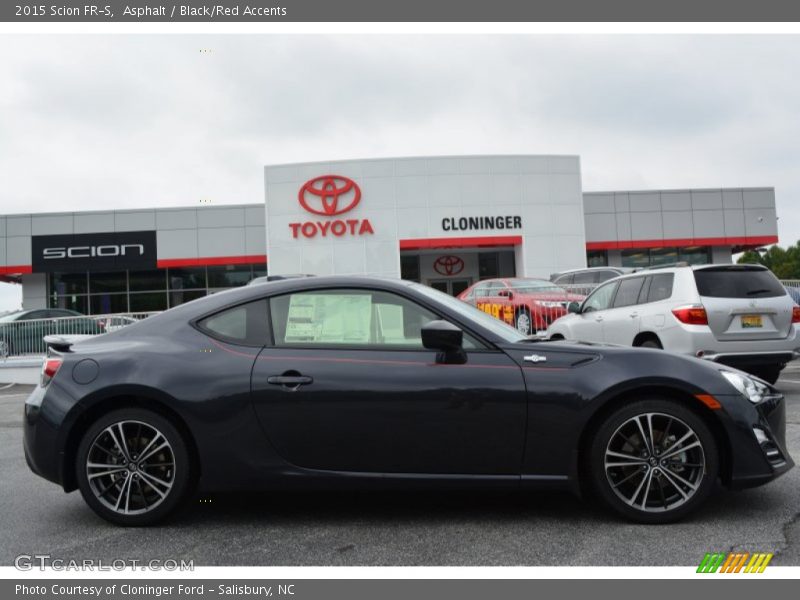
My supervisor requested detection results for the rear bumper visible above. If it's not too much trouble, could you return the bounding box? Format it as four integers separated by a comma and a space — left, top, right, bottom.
22, 385, 68, 488
663, 324, 800, 367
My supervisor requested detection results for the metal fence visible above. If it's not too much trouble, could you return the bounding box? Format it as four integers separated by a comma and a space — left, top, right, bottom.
0, 312, 158, 359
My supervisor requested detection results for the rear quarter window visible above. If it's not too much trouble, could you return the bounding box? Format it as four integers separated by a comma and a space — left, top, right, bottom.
197, 299, 270, 346
694, 268, 786, 298
647, 274, 674, 303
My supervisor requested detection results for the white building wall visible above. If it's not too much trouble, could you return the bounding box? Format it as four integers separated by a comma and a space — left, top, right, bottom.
264, 155, 585, 280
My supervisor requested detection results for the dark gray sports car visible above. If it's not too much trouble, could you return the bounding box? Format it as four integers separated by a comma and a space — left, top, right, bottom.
24, 276, 793, 526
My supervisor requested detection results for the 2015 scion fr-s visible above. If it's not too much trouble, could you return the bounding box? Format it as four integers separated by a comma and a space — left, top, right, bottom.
24, 276, 792, 525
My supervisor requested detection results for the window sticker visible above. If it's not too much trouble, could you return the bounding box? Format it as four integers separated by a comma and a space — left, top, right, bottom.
284, 294, 372, 343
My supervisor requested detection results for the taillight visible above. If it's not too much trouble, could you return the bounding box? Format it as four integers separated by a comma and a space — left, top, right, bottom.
793, 306, 800, 324
41, 357, 63, 387
672, 305, 709, 325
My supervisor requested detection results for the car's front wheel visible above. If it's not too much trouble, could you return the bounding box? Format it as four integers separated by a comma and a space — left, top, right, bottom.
588, 399, 718, 523
76, 408, 194, 526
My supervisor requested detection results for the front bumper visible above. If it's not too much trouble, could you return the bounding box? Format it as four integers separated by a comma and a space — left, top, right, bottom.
723, 391, 794, 489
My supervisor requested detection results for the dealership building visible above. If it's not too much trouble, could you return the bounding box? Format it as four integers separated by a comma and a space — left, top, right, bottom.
0, 155, 779, 312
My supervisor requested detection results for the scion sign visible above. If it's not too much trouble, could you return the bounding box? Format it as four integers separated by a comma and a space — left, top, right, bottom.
31, 231, 157, 273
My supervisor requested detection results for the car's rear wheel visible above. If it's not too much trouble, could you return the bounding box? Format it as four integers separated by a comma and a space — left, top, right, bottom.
515, 309, 532, 335
76, 408, 194, 526
588, 399, 718, 523
748, 365, 781, 385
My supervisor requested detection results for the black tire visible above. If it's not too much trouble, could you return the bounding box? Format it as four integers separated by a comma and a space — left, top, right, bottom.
639, 338, 662, 349
76, 408, 195, 526
747, 366, 781, 385
514, 309, 533, 336
587, 398, 719, 524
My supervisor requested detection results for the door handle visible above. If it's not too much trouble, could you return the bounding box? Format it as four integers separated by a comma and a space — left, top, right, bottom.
629, 312, 639, 318
595, 315, 604, 322
267, 375, 313, 386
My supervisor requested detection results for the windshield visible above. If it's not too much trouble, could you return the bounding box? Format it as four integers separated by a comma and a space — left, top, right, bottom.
411, 283, 528, 343
508, 280, 567, 294
694, 267, 786, 298
0, 311, 24, 323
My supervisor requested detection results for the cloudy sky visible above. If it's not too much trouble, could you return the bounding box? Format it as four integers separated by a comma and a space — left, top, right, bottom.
1, 34, 800, 311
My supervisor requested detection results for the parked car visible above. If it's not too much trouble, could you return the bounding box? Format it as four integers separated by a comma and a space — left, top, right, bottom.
95, 315, 140, 333
547, 264, 800, 383
24, 275, 792, 525
0, 309, 103, 357
458, 278, 586, 335
550, 266, 634, 287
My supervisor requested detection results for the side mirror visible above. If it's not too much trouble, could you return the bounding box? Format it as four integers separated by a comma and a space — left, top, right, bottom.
497, 289, 513, 299
567, 301, 581, 314
422, 320, 466, 364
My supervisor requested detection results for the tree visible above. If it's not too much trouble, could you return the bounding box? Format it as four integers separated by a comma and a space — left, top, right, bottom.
737, 242, 800, 279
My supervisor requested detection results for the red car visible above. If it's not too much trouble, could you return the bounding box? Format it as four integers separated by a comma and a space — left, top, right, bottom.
458, 278, 586, 335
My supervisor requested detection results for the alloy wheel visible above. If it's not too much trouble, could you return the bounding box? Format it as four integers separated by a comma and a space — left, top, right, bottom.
85, 420, 175, 515
516, 312, 532, 335
604, 412, 706, 513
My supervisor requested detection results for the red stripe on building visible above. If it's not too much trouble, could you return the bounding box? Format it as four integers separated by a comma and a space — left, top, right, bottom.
400, 236, 523, 250
585, 235, 778, 251
156, 254, 268, 268
0, 265, 32, 275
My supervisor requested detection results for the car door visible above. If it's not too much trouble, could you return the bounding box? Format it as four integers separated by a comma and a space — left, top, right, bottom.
250, 287, 527, 475
602, 276, 646, 345
569, 280, 619, 342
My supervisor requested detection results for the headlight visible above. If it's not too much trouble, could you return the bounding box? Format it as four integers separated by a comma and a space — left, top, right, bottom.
720, 370, 771, 404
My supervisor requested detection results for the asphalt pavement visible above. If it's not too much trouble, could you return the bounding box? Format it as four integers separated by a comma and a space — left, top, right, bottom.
1, 370, 798, 567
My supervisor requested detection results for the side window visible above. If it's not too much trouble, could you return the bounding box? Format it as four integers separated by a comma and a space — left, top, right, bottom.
24, 311, 48, 320
596, 270, 619, 283
269, 289, 481, 349
485, 282, 503, 296
554, 274, 573, 285
573, 271, 597, 285
612, 277, 645, 308
582, 282, 619, 313
647, 274, 675, 303
197, 299, 269, 346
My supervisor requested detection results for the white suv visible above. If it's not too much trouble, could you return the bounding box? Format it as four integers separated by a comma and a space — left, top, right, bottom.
546, 264, 800, 383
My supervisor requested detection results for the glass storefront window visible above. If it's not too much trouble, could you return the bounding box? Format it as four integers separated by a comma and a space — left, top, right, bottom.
621, 249, 650, 269
679, 246, 711, 265
50, 272, 88, 295
400, 255, 420, 281
252, 263, 268, 279
89, 271, 127, 294
129, 270, 167, 292
169, 289, 206, 308
50, 295, 88, 314
650, 247, 678, 266
129, 292, 168, 312
478, 252, 499, 278
168, 267, 207, 290
586, 250, 608, 267
207, 264, 252, 288
90, 293, 128, 314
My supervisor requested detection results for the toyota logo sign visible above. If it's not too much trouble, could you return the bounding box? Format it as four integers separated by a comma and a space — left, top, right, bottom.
290, 175, 374, 240
298, 175, 361, 216
433, 255, 465, 276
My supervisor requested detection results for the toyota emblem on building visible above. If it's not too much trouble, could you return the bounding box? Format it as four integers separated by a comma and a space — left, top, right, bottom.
433, 255, 465, 276
298, 175, 361, 216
